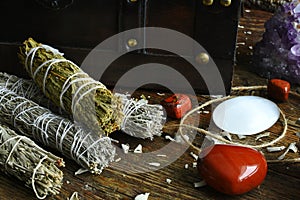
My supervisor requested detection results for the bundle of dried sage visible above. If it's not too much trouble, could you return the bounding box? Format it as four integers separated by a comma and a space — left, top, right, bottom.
0, 72, 165, 139
18, 38, 123, 135
17, 38, 165, 139
0, 123, 63, 199
0, 72, 68, 117
116, 93, 165, 139
0, 87, 115, 174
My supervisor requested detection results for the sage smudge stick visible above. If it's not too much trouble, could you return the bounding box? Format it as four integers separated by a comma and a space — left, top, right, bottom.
0, 123, 64, 199
0, 87, 116, 174
0, 72, 68, 117
18, 38, 123, 135
115, 93, 165, 139
17, 37, 165, 139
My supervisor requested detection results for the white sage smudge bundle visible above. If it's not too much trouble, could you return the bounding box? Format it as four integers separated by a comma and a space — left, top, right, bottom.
0, 87, 115, 174
0, 72, 68, 117
0, 123, 64, 199
18, 38, 165, 139
115, 93, 165, 139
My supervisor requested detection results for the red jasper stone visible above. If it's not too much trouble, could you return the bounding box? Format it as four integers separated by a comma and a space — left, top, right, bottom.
161, 94, 192, 119
197, 144, 267, 195
268, 79, 290, 102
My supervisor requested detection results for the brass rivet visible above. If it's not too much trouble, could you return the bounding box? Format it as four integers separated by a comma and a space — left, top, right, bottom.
196, 53, 210, 64
127, 39, 138, 48
203, 0, 213, 6
220, 0, 231, 7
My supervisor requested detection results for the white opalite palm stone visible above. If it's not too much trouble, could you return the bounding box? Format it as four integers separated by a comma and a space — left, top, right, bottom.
212, 96, 280, 135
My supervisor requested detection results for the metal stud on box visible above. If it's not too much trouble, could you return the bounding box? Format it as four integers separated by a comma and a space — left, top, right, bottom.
127, 38, 138, 48
220, 0, 231, 7
203, 0, 213, 6
195, 52, 210, 65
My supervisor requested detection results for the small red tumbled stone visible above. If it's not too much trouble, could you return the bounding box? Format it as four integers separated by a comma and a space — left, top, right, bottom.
197, 144, 267, 195
268, 79, 290, 102
161, 94, 192, 119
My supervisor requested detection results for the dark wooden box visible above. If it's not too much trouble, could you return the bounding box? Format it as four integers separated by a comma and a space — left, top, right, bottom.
0, 0, 242, 94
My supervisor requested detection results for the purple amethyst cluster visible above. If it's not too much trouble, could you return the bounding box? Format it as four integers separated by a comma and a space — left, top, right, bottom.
253, 0, 300, 84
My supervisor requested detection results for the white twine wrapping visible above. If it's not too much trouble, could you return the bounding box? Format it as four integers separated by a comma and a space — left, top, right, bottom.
0, 87, 116, 174
31, 155, 48, 199
0, 135, 28, 171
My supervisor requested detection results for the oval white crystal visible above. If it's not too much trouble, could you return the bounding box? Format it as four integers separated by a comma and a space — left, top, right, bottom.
212, 96, 280, 135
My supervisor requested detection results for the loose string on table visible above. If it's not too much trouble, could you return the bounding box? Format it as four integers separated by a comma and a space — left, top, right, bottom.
175, 85, 299, 163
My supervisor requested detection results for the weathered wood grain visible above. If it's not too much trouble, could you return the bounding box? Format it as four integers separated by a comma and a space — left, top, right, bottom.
0, 8, 299, 200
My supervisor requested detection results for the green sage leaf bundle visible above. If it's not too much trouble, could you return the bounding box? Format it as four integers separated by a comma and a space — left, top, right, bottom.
18, 38, 123, 135
17, 38, 166, 139
0, 87, 115, 174
0, 123, 63, 199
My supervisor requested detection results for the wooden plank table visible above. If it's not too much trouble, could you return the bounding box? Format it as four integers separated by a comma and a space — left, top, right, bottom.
1, 7, 300, 200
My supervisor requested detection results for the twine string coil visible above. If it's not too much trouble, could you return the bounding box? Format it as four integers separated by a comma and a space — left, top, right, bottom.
177, 86, 297, 163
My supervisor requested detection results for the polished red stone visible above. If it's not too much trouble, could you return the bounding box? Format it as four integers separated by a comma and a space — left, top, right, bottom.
197, 144, 267, 195
161, 94, 192, 119
267, 79, 290, 102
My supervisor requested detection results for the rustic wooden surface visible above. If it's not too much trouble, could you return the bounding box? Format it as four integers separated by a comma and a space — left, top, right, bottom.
1, 8, 300, 200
